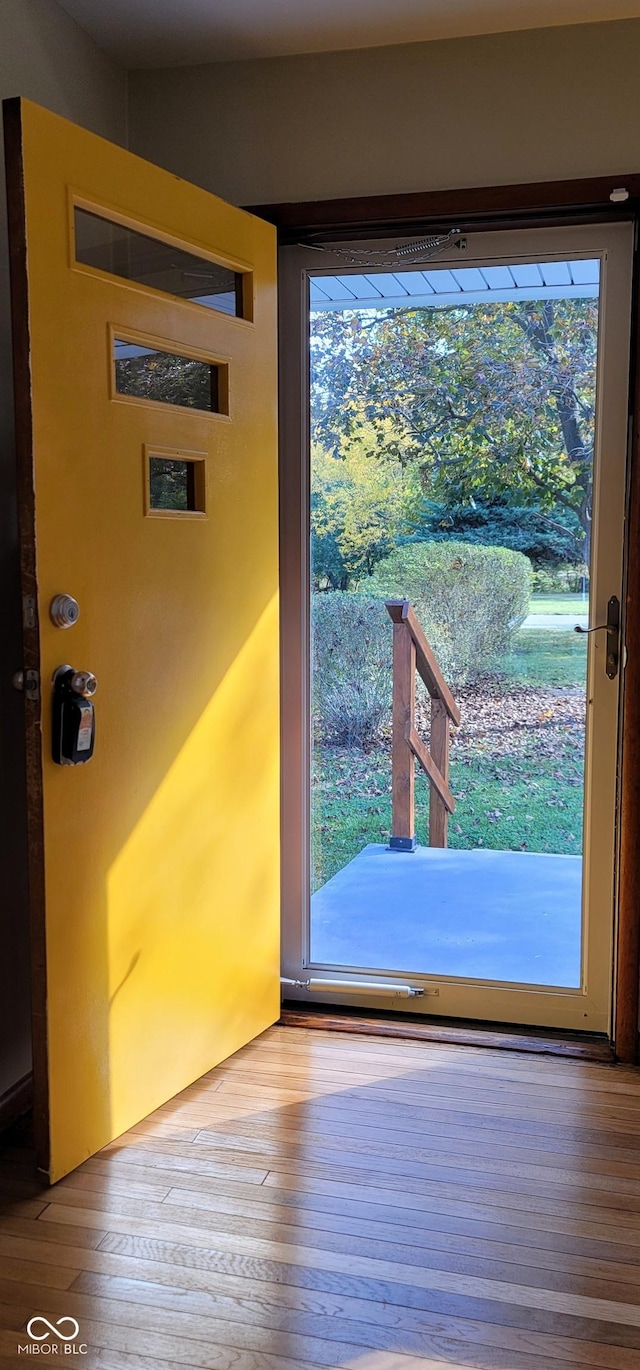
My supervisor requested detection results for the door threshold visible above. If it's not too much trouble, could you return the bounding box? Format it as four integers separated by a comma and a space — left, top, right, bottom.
279, 1002, 615, 1061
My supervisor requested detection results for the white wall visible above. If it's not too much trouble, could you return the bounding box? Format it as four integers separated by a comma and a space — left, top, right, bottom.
0, 0, 127, 1108
130, 18, 640, 207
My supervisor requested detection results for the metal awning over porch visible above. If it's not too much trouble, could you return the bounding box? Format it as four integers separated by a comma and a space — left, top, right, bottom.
310, 258, 600, 311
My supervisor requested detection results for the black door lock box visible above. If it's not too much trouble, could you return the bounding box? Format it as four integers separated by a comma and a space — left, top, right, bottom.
52, 665, 97, 765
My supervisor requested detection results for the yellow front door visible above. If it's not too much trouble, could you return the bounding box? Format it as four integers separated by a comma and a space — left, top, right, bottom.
4, 98, 280, 1182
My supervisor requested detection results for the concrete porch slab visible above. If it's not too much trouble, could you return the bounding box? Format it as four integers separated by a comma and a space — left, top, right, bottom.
311, 845, 582, 987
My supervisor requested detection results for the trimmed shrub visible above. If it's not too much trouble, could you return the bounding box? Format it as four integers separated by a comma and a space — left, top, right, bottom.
531, 563, 588, 594
312, 593, 390, 746
364, 540, 531, 686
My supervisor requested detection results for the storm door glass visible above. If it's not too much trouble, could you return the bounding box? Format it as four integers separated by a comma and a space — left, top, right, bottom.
309, 258, 600, 990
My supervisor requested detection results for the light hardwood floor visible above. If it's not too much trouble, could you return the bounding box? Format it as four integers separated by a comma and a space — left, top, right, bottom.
1, 1025, 640, 1367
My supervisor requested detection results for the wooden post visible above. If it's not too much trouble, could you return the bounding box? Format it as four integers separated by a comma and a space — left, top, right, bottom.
429, 698, 450, 848
386, 599, 458, 852
390, 621, 416, 851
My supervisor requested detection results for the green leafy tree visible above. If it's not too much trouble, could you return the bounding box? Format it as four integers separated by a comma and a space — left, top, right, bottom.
116, 353, 214, 410
418, 495, 583, 564
311, 429, 420, 588
310, 298, 598, 562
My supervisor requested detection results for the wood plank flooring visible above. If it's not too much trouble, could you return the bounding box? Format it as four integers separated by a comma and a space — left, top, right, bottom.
1, 1026, 640, 1367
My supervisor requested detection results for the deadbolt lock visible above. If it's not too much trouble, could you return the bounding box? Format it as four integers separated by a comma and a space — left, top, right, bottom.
50, 594, 80, 629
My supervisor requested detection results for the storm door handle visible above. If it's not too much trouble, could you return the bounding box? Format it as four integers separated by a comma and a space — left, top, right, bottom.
574, 595, 620, 679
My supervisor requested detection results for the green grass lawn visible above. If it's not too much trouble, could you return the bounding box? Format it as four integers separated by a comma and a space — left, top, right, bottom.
529, 593, 589, 616
312, 626, 587, 890
499, 628, 587, 687
312, 742, 584, 890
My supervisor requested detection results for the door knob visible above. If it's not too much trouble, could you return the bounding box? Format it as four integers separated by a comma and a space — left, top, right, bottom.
12, 669, 40, 699
52, 665, 97, 698
70, 671, 97, 698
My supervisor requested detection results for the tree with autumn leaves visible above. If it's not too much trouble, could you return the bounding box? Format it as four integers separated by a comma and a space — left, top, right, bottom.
310, 296, 597, 587
311, 426, 422, 588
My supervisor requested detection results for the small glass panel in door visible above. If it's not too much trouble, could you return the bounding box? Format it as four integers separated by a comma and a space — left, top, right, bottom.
75, 206, 247, 317
113, 337, 225, 413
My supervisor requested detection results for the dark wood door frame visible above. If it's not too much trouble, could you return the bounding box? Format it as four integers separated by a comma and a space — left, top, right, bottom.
249, 175, 640, 1064
250, 175, 640, 242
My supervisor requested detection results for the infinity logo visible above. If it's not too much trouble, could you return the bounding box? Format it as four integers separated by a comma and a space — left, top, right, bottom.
26, 1318, 80, 1342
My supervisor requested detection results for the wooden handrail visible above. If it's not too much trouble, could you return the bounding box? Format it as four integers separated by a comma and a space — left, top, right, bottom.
386, 600, 460, 726
408, 727, 456, 815
385, 599, 459, 850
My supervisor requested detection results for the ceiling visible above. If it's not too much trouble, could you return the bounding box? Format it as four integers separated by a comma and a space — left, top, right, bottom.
55, 0, 640, 69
